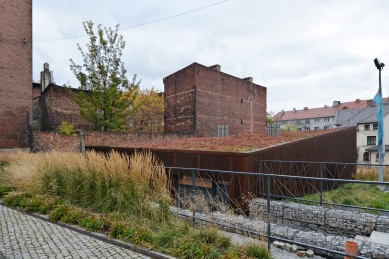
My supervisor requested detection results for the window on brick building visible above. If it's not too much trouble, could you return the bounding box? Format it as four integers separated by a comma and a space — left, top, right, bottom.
218, 125, 229, 138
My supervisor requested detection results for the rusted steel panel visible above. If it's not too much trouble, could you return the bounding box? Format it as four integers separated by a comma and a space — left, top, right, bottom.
87, 127, 357, 206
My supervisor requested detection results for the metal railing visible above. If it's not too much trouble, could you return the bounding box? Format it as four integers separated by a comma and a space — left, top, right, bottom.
165, 164, 389, 259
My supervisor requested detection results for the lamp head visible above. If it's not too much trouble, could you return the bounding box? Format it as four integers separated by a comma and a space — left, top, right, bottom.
374, 58, 385, 70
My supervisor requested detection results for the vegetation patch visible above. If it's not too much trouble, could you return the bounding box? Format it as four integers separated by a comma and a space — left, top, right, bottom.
0, 150, 272, 259
294, 167, 389, 213
125, 130, 335, 152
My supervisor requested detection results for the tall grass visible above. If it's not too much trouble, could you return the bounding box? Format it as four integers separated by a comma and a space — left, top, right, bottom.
2, 150, 171, 224
355, 166, 389, 181
0, 150, 273, 258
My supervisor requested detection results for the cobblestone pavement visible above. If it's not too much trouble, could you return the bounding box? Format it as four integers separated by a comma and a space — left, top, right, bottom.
0, 205, 150, 259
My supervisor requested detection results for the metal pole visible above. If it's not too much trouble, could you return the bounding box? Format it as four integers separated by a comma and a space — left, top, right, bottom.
379, 69, 384, 182
192, 170, 196, 223
320, 163, 323, 206
267, 175, 271, 252
258, 161, 261, 197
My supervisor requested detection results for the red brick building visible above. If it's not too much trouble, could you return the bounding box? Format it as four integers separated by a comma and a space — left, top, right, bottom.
0, 0, 32, 149
32, 83, 93, 131
163, 63, 267, 137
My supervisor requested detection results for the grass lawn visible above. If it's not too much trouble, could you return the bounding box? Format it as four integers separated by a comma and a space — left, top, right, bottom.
292, 166, 389, 213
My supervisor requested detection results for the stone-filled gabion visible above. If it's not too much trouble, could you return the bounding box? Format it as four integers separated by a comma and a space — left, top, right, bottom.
249, 198, 388, 237
171, 203, 389, 259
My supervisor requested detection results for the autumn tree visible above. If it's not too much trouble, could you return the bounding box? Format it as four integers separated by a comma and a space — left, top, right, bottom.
69, 21, 140, 131
130, 87, 164, 133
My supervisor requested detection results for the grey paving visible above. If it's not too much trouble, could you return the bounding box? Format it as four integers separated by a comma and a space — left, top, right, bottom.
0, 205, 150, 259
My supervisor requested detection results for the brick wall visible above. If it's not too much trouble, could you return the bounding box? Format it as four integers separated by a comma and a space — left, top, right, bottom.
195, 64, 266, 137
163, 63, 267, 137
0, 0, 32, 149
163, 64, 196, 133
32, 83, 41, 99
33, 84, 93, 131
32, 131, 81, 152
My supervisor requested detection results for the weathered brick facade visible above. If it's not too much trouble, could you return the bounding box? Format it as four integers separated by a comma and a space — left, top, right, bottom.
32, 84, 93, 131
164, 63, 267, 137
0, 0, 32, 149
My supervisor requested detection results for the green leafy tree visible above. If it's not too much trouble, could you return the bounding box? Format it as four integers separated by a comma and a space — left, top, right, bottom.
70, 21, 141, 131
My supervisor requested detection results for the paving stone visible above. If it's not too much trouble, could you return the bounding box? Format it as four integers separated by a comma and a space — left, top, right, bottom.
0, 205, 151, 259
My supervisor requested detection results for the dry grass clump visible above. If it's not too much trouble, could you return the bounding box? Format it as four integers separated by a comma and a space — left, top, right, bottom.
0, 150, 273, 258
2, 150, 171, 221
356, 166, 389, 181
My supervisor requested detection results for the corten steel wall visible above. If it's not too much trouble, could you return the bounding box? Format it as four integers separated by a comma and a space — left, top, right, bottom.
87, 127, 356, 212
163, 63, 267, 137
0, 0, 32, 149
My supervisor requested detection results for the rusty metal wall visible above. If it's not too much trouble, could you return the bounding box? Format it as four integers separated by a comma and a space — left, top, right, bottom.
87, 127, 356, 206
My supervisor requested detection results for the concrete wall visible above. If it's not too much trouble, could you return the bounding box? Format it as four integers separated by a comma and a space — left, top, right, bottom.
0, 0, 32, 149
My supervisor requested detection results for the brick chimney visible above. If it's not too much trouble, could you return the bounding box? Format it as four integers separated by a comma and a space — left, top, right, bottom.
209, 64, 221, 72
243, 77, 253, 83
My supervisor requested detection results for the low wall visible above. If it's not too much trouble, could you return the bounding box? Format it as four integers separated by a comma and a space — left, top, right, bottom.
249, 198, 389, 237
31, 131, 80, 152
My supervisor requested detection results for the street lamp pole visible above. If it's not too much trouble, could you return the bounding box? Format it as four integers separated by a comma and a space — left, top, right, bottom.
374, 58, 385, 182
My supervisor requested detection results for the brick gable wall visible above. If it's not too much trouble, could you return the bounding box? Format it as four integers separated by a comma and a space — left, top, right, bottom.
164, 63, 267, 137
33, 85, 93, 131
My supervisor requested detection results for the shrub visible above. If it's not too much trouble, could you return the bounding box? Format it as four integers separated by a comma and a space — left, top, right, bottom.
58, 121, 77, 136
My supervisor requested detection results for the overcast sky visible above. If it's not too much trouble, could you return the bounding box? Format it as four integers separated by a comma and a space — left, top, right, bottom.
33, 0, 389, 113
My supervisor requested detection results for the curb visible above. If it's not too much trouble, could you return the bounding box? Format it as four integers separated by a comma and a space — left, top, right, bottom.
0, 202, 175, 259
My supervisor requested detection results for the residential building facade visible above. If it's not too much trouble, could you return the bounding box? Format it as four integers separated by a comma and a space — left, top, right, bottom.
276, 98, 389, 132
339, 103, 389, 164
